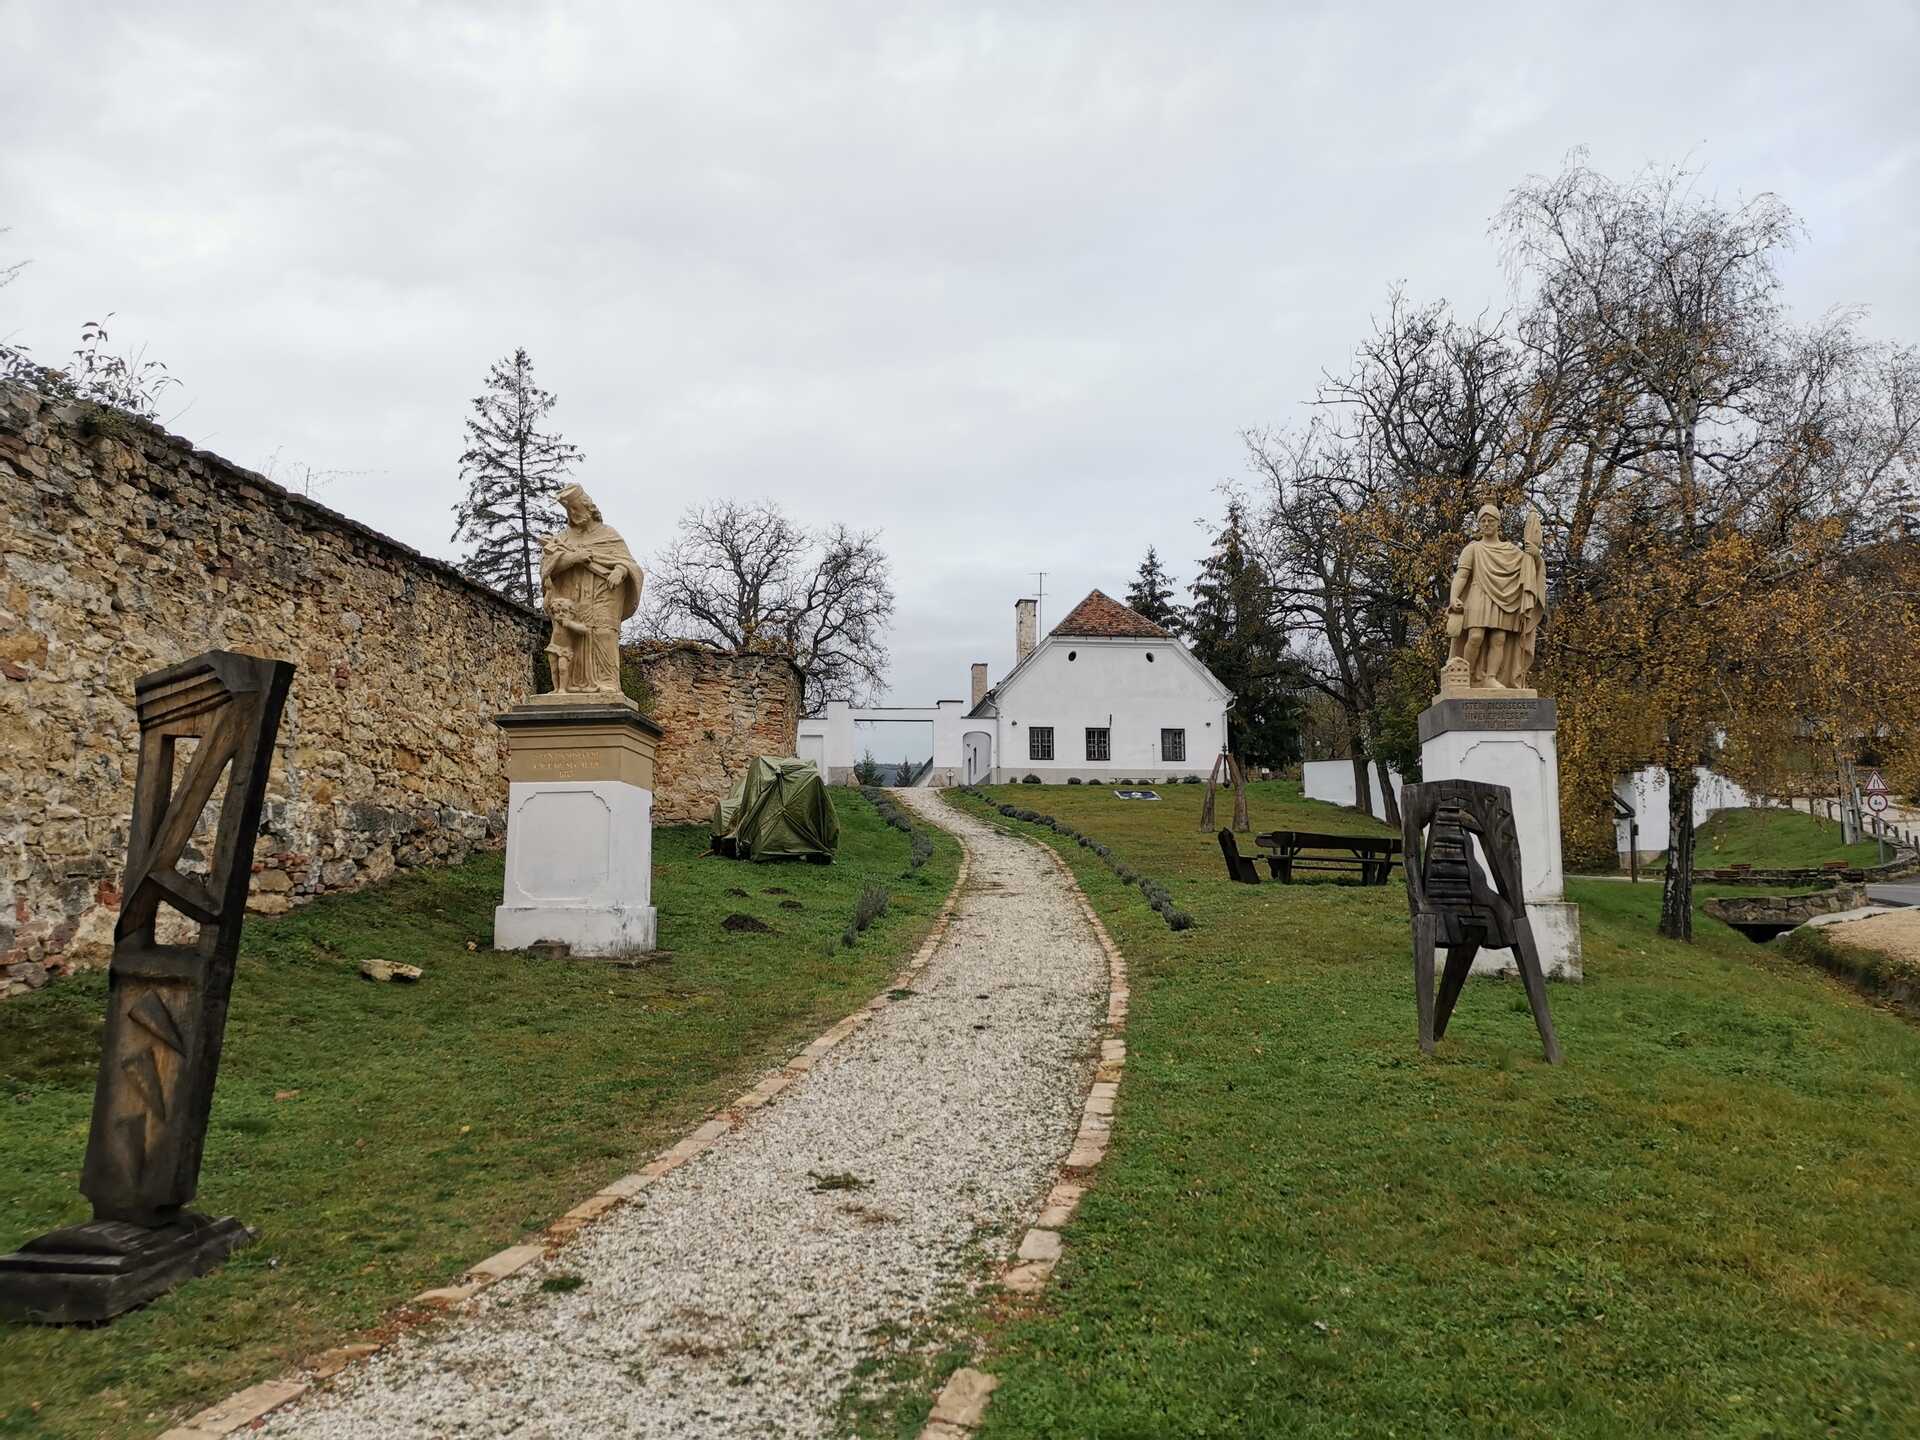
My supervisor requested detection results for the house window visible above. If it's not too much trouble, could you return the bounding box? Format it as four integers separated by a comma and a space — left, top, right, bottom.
1161, 728, 1186, 762
1029, 726, 1054, 761
1086, 728, 1111, 762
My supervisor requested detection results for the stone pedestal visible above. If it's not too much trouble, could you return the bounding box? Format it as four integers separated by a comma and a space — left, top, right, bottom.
1418, 696, 1582, 980
494, 699, 663, 957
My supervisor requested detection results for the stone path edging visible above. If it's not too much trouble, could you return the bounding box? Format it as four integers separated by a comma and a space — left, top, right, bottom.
918, 804, 1131, 1440
155, 837, 972, 1440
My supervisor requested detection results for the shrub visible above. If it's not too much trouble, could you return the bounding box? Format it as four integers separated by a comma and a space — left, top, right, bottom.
854, 884, 890, 931
1023, 774, 1042, 784
1167, 909, 1195, 930
1181, 775, 1201, 785
1067, 777, 1082, 785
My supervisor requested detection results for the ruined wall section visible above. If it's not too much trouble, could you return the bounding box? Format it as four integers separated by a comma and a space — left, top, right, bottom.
0, 383, 545, 995
623, 642, 801, 824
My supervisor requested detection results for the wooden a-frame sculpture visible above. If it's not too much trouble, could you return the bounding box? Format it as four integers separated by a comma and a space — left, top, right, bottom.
1199, 750, 1249, 833
0, 650, 294, 1323
1400, 777, 1562, 1064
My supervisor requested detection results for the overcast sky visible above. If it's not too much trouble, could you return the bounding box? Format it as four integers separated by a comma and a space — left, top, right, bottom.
5, 2, 1917, 738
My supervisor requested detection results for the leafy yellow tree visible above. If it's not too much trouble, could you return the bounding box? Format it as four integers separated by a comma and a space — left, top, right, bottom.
1501, 157, 1920, 935
1249, 154, 1919, 939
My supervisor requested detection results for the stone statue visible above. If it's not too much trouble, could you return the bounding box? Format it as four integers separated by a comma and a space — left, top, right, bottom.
1439, 504, 1545, 697
539, 483, 642, 695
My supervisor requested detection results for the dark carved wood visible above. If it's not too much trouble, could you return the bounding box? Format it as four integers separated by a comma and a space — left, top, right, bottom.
1199, 752, 1250, 833
1400, 778, 1561, 1064
1217, 828, 1261, 884
0, 650, 294, 1323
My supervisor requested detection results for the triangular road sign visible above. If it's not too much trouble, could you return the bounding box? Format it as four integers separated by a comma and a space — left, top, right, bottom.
1861, 770, 1889, 796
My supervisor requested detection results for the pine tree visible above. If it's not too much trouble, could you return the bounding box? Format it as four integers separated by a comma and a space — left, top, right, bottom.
1125, 545, 1186, 636
451, 349, 583, 606
1188, 499, 1300, 767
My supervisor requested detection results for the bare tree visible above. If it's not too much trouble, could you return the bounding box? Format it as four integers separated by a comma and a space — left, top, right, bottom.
644, 499, 895, 711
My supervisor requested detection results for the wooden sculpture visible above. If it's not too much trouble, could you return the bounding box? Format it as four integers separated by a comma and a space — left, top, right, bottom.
0, 650, 294, 1323
1400, 777, 1561, 1064
1198, 751, 1249, 833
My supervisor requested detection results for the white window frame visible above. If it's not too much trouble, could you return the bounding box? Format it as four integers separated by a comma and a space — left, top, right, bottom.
1085, 727, 1111, 762
1029, 726, 1054, 761
1161, 728, 1186, 762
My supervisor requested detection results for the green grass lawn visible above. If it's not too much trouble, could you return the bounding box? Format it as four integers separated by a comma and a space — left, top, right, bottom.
1671, 805, 1884, 870
0, 789, 958, 1440
944, 781, 1920, 1439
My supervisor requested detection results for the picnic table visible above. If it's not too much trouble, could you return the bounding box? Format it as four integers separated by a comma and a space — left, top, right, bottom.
1253, 829, 1401, 885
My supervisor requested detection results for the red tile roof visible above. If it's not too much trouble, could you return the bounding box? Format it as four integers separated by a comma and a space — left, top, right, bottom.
1049, 589, 1172, 640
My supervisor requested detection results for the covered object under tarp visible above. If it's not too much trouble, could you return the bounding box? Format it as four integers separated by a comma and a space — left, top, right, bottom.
710, 756, 842, 862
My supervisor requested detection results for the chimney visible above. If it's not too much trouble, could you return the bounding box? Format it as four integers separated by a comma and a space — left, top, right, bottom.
1015, 598, 1037, 664
970, 662, 989, 708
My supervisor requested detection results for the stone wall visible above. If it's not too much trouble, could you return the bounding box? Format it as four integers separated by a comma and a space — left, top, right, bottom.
1, 383, 546, 996
623, 641, 801, 824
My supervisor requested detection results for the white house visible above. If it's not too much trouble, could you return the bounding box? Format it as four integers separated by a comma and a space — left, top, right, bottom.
801, 590, 1234, 784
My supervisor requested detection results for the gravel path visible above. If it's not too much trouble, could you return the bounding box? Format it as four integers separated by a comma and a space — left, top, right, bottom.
262, 789, 1106, 1440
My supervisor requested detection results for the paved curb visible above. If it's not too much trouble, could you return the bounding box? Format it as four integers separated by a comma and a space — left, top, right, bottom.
917, 803, 1131, 1438
155, 830, 973, 1440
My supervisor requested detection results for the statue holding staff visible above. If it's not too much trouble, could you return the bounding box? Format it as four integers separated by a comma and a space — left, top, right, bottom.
1440, 504, 1546, 695
539, 483, 643, 695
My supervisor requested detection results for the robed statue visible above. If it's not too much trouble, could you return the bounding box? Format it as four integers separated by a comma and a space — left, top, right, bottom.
540, 484, 643, 695
1440, 503, 1545, 696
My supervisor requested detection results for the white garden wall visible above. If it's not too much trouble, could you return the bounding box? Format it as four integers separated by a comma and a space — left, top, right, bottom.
1302, 760, 1404, 821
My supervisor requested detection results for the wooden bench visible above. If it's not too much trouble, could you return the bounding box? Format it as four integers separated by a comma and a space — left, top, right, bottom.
1253, 829, 1401, 885
1218, 828, 1262, 884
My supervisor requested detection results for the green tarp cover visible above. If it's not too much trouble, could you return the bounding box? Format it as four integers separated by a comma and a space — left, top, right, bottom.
710, 756, 841, 862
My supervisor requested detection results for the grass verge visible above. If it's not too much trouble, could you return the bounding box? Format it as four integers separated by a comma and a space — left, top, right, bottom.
1667, 805, 1884, 870
0, 788, 958, 1440
1783, 923, 1920, 1021
943, 781, 1920, 1439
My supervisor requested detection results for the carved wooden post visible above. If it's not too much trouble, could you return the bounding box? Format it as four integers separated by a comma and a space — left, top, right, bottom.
1402, 777, 1562, 1064
0, 650, 294, 1323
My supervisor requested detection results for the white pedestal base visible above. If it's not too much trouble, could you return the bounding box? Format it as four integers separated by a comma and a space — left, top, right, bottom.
1464, 900, 1581, 980
1419, 697, 1582, 981
494, 900, 657, 955
493, 778, 657, 958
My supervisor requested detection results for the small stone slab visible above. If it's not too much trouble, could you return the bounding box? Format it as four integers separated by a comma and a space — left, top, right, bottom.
597, 1173, 653, 1199
929, 1367, 1000, 1428
1064, 1136, 1107, 1170
358, 959, 423, 983
561, 1193, 623, 1224
411, 1280, 484, 1308
1001, 1259, 1055, 1294
309, 1342, 379, 1379
166, 1377, 308, 1436
470, 1244, 546, 1283
1017, 1229, 1062, 1263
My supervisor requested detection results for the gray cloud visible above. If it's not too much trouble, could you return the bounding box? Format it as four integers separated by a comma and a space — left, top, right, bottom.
5, 0, 1915, 704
